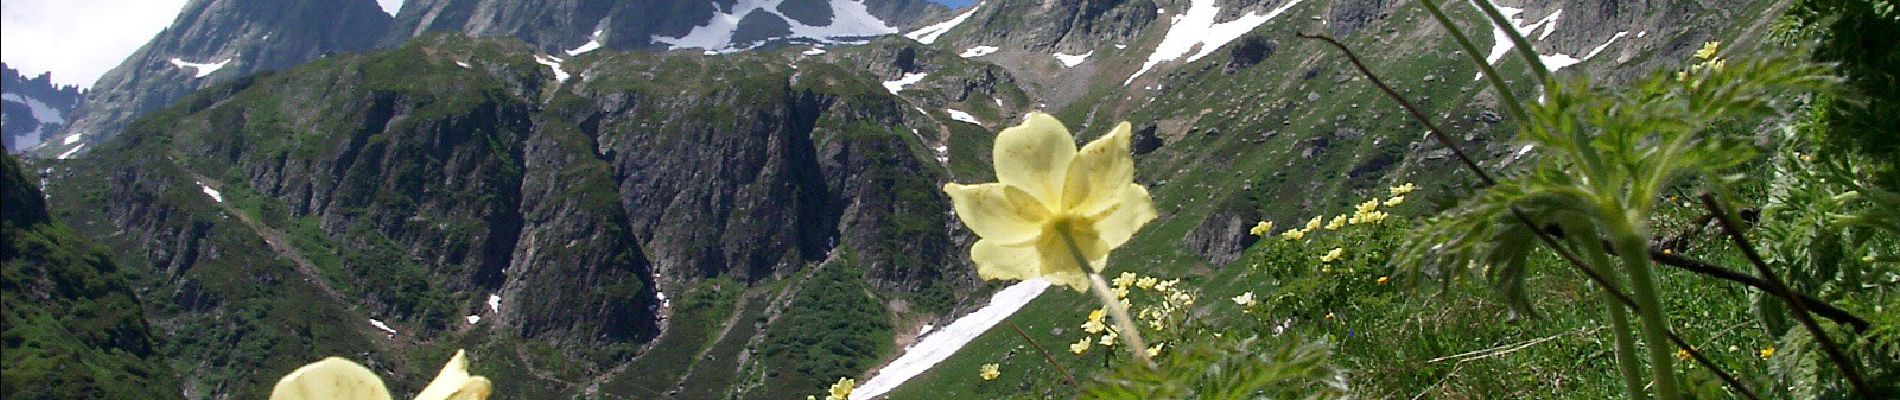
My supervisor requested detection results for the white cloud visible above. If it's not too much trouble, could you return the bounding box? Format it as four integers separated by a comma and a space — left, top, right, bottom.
1, 0, 192, 88
0, 0, 408, 89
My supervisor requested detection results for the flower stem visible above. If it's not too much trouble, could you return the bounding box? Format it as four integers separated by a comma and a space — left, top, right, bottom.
1087, 273, 1154, 368
1608, 218, 1682, 400
1577, 230, 1648, 400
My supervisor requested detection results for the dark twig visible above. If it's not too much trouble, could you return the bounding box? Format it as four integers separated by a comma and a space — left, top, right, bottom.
1700, 194, 1873, 398
1651, 248, 1868, 332
1295, 33, 1762, 400
1008, 322, 1078, 387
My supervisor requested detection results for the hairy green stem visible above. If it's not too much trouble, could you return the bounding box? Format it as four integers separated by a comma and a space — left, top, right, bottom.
1578, 232, 1648, 400
1608, 218, 1682, 400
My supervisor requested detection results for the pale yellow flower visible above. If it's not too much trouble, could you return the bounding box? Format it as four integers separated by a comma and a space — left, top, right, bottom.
1320, 247, 1345, 263
1081, 318, 1108, 334
1111, 286, 1131, 299
1070, 337, 1091, 354
271, 349, 491, 400
1249, 220, 1274, 236
1304, 215, 1324, 231
828, 377, 855, 400
1759, 347, 1775, 359
1112, 272, 1139, 288
979, 363, 1001, 381
1154, 279, 1179, 293
1356, 200, 1380, 214
1325, 215, 1348, 230
1384, 196, 1405, 207
1377, 276, 1390, 285
1100, 330, 1120, 346
1694, 41, 1721, 60
1135, 276, 1158, 290
1389, 183, 1416, 196
943, 113, 1158, 291
1281, 228, 1306, 241
1232, 292, 1258, 309
1146, 343, 1165, 358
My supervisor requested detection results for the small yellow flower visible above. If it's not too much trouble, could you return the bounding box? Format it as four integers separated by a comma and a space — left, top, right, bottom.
1249, 220, 1274, 236
1111, 286, 1130, 299
270, 349, 493, 400
1325, 312, 1336, 320
1069, 337, 1091, 354
1282, 228, 1307, 241
1676, 349, 1691, 360
1356, 200, 1379, 214
1112, 272, 1138, 287
979, 363, 1001, 381
1304, 215, 1324, 231
1154, 278, 1179, 293
943, 113, 1158, 291
827, 377, 855, 400
1320, 247, 1345, 263
1081, 318, 1107, 334
1232, 292, 1258, 306
1694, 41, 1721, 60
1135, 276, 1158, 290
1099, 330, 1119, 346
1325, 215, 1348, 230
1376, 276, 1390, 285
1390, 183, 1416, 196
1760, 347, 1775, 359
1384, 196, 1405, 207
1146, 343, 1165, 358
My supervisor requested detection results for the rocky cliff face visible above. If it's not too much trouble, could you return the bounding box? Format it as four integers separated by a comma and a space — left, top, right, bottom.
44, 33, 1005, 398
1, 64, 84, 153
45, 0, 394, 158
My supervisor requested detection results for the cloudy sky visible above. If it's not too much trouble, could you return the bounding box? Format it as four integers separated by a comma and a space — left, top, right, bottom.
0, 0, 403, 89
2, 0, 971, 89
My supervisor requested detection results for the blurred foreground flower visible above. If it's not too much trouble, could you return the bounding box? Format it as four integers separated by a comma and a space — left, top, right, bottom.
827, 377, 855, 400
942, 113, 1157, 291
270, 349, 491, 400
1250, 220, 1275, 236
979, 363, 1001, 381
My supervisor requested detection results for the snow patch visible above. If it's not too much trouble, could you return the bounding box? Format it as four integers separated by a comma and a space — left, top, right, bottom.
169, 57, 232, 78
455, 61, 471, 69
959, 45, 999, 58
534, 55, 571, 83
882, 72, 928, 95
1126, 0, 1306, 85
566, 32, 604, 56
63, 134, 82, 146
57, 144, 84, 160
917, 324, 934, 336
369, 319, 398, 337
906, 2, 983, 45
488, 294, 502, 313
1, 93, 64, 124
653, 0, 897, 51
1581, 31, 1630, 60
1472, 2, 1563, 79
945, 108, 979, 124
197, 181, 224, 203
850, 279, 1052, 400
1053, 51, 1093, 67
465, 315, 481, 325
802, 47, 827, 55
1114, 43, 1127, 50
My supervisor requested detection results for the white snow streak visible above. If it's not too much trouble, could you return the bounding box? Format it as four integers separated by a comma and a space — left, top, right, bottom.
882, 72, 928, 95
488, 294, 502, 313
1126, 0, 1306, 85
959, 45, 999, 58
850, 279, 1052, 400
534, 55, 570, 83
1581, 31, 1629, 60
1053, 51, 1093, 67
566, 29, 605, 56
905, 1, 983, 45
653, 0, 896, 51
197, 181, 224, 203
1472, 2, 1563, 79
168, 57, 232, 78
465, 315, 481, 325
802, 47, 828, 55
945, 108, 979, 124
369, 319, 398, 337
57, 144, 84, 160
63, 133, 82, 146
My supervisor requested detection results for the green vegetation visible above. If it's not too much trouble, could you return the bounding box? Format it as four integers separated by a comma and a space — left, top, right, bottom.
757, 253, 893, 399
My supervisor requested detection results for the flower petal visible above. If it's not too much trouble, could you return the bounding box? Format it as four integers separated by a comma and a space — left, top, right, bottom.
944, 183, 1050, 244
1086, 184, 1157, 248
415, 350, 494, 400
993, 113, 1077, 209
270, 357, 394, 400
1034, 226, 1102, 288
1062, 122, 1135, 216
